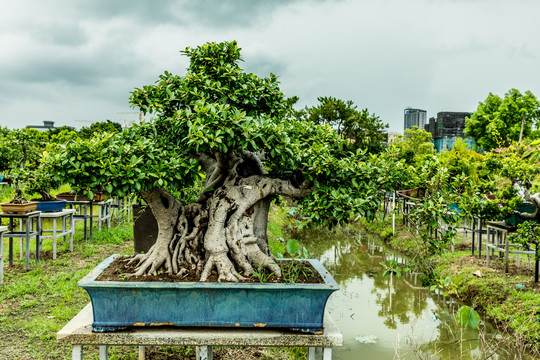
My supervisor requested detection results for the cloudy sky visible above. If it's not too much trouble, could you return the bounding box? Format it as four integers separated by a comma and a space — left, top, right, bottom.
1, 0, 539, 133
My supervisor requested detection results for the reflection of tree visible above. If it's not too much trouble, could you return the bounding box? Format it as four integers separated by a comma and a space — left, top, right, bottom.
292, 225, 524, 359
373, 271, 430, 329
292, 225, 430, 327
290, 226, 382, 285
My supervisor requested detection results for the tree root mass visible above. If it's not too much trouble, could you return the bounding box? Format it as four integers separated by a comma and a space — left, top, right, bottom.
97, 256, 324, 284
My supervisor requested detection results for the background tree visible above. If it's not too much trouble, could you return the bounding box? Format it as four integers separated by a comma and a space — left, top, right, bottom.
300, 96, 388, 153
1, 128, 48, 202
464, 89, 540, 151
390, 126, 435, 165
48, 41, 389, 282
78, 120, 123, 139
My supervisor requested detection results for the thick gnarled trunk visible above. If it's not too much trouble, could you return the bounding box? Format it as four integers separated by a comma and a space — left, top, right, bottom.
128, 153, 312, 281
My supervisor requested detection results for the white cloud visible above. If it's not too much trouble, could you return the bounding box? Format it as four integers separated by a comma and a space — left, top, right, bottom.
1, 0, 540, 132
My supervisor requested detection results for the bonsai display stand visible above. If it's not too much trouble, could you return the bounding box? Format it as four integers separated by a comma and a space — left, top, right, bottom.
57, 303, 343, 360
39, 209, 76, 259
0, 211, 41, 270
486, 221, 535, 273
0, 225, 7, 284
65, 200, 112, 242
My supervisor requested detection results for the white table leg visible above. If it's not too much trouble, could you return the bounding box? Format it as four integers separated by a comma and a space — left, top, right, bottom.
0, 232, 3, 284
72, 345, 83, 360
308, 347, 316, 360
138, 345, 145, 360
197, 345, 213, 360
52, 217, 57, 259
323, 347, 332, 359
99, 345, 108, 360
70, 214, 74, 252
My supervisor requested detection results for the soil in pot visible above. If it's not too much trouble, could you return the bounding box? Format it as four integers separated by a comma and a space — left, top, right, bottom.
97, 256, 325, 284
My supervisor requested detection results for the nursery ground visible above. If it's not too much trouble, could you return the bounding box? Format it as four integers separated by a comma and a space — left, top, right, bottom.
0, 220, 306, 360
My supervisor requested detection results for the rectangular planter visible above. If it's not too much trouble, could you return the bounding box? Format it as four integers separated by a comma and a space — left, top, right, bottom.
56, 193, 106, 201
505, 203, 538, 226
35, 200, 67, 212
79, 254, 339, 333
0, 202, 38, 214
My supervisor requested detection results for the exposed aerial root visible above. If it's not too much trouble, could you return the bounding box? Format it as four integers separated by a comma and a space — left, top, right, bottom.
241, 236, 281, 277
126, 245, 172, 276
200, 252, 246, 282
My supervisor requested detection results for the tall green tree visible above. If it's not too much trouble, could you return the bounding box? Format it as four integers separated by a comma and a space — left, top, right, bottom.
48, 41, 394, 281
78, 120, 123, 139
464, 89, 540, 151
390, 126, 435, 165
300, 96, 388, 153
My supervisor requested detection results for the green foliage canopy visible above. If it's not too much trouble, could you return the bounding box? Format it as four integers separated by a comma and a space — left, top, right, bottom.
390, 126, 435, 165
47, 41, 407, 226
464, 89, 540, 151
299, 96, 388, 153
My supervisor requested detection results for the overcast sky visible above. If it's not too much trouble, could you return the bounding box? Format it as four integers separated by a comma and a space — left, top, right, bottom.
1, 0, 539, 133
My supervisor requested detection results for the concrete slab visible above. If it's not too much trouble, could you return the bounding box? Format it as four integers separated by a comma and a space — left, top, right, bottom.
57, 303, 342, 348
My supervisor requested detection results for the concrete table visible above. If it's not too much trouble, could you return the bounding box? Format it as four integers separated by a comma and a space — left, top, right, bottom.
0, 225, 7, 284
57, 303, 343, 360
0, 211, 41, 270
39, 209, 76, 259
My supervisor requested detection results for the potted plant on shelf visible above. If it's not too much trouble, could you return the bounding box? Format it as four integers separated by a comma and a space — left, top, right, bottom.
24, 166, 67, 212
0, 128, 47, 214
49, 41, 390, 333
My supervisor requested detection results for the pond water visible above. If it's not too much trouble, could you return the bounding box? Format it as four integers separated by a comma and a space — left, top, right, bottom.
293, 226, 536, 360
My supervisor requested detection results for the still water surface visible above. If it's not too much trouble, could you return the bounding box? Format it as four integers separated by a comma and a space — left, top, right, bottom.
294, 226, 536, 360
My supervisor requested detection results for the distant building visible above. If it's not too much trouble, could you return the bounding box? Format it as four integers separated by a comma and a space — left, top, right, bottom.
27, 120, 56, 131
386, 132, 400, 144
424, 111, 475, 152
404, 108, 427, 131
27, 121, 75, 132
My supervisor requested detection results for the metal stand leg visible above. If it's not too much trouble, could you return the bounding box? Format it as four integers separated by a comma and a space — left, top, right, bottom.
90, 204, 94, 241
323, 347, 332, 359
197, 346, 213, 360
84, 204, 88, 243
72, 345, 83, 360
25, 218, 30, 270
138, 346, 146, 360
99, 345, 108, 360
0, 232, 4, 284
52, 217, 57, 260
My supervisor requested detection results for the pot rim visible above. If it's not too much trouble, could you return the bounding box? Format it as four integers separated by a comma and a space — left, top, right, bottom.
79, 254, 339, 291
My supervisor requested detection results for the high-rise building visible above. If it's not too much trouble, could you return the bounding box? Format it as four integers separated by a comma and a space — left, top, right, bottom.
404, 108, 427, 131
424, 111, 474, 152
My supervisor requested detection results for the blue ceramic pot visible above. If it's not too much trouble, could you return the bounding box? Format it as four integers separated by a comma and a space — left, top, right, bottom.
35, 199, 67, 212
79, 254, 339, 333
505, 203, 538, 225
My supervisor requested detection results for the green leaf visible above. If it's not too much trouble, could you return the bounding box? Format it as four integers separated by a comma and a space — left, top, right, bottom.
286, 239, 299, 256
456, 305, 480, 330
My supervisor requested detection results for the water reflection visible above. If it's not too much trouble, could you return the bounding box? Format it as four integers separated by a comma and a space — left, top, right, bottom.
290, 226, 535, 360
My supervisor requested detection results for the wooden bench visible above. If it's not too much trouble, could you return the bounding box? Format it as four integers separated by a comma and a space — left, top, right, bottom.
57, 303, 342, 360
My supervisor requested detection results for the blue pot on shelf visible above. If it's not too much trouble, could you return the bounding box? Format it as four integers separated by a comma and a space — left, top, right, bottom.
505, 203, 538, 225
79, 254, 339, 334
35, 199, 67, 212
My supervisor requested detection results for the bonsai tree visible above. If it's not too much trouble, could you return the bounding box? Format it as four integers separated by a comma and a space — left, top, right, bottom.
0, 128, 48, 203
48, 41, 393, 281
